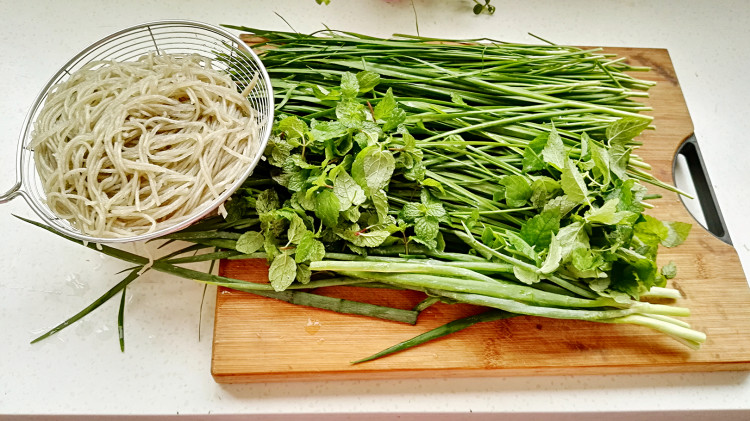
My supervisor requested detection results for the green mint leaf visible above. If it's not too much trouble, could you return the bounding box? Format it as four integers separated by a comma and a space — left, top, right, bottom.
351, 145, 375, 189
333, 170, 367, 211
420, 178, 445, 194
414, 216, 440, 243
287, 215, 308, 244
585, 198, 636, 225
336, 226, 391, 248
404, 160, 426, 181
542, 195, 578, 216
236, 231, 264, 254
343, 206, 361, 223
278, 116, 308, 144
224, 195, 250, 223
520, 209, 561, 250
275, 208, 299, 221
382, 108, 406, 132
268, 137, 294, 167
371, 189, 390, 224
609, 144, 631, 180
560, 158, 589, 205
340, 72, 359, 99
287, 170, 308, 193
289, 153, 319, 170
352, 126, 382, 150
402, 132, 417, 152
263, 230, 280, 261
314, 189, 340, 228
334, 133, 354, 157
481, 225, 496, 246
588, 140, 612, 187
400, 202, 423, 222
420, 188, 438, 206
605, 224, 635, 252
354, 229, 392, 248
435, 231, 446, 252
268, 253, 297, 292
570, 248, 597, 272
501, 175, 532, 208
295, 232, 326, 263
606, 117, 650, 147
336, 100, 367, 129
411, 235, 437, 250
506, 231, 538, 261
661, 261, 678, 279
611, 251, 660, 297
345, 243, 366, 255
356, 71, 380, 93
662, 221, 691, 248
294, 191, 316, 212
542, 127, 566, 170
310, 119, 348, 142
256, 189, 280, 215
634, 214, 669, 247
311, 84, 341, 101
363, 123, 383, 143
353, 132, 370, 150
374, 88, 397, 121
578, 158, 596, 172
424, 202, 446, 219
296, 264, 312, 284
606, 179, 646, 213
522, 133, 548, 173
580, 132, 591, 160
608, 259, 642, 298
568, 247, 604, 278
530, 176, 561, 208
362, 148, 396, 192
538, 234, 562, 274
555, 221, 589, 261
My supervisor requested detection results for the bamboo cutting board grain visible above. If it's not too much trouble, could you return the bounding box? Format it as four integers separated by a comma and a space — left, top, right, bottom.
211, 47, 750, 383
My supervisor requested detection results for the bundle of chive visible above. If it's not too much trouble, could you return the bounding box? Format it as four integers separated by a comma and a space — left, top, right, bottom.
27, 27, 704, 359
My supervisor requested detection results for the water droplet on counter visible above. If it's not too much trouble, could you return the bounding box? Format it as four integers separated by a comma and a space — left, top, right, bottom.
63, 273, 89, 296
305, 318, 321, 335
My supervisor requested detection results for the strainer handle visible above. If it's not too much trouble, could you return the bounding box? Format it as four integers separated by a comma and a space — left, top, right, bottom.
0, 181, 22, 204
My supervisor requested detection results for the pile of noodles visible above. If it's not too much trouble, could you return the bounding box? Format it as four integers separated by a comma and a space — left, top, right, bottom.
30, 53, 261, 238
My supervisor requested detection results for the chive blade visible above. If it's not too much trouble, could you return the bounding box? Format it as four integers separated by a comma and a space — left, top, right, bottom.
353, 309, 517, 364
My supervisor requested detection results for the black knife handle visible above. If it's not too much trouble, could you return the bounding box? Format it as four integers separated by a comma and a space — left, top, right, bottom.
673, 134, 731, 244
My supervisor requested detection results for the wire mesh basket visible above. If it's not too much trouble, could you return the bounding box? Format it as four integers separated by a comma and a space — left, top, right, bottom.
0, 20, 274, 243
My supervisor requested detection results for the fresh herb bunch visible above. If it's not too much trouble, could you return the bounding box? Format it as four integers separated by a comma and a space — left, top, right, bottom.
227, 72, 688, 304
220, 27, 690, 302
26, 28, 705, 359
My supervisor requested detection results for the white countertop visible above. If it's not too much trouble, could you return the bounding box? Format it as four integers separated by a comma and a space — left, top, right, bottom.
2, 1, 749, 419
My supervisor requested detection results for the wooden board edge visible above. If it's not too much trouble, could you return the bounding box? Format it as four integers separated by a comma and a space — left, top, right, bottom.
212, 361, 750, 384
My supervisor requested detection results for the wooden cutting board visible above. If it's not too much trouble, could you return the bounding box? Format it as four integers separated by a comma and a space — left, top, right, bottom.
211, 47, 750, 383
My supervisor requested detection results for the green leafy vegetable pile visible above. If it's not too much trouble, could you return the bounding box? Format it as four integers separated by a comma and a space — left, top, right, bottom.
27, 27, 705, 360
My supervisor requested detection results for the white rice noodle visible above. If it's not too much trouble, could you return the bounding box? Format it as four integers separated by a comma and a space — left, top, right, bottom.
31, 53, 261, 238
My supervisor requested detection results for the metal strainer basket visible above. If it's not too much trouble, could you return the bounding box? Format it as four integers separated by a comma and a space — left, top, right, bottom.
0, 20, 274, 243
